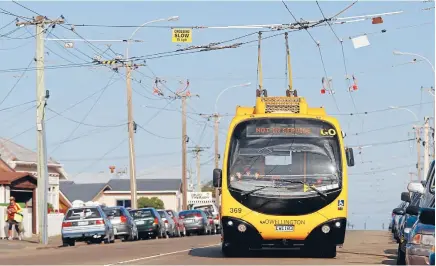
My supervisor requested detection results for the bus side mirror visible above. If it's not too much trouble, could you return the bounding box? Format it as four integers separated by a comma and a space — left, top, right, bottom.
213, 169, 222, 188
345, 148, 355, 167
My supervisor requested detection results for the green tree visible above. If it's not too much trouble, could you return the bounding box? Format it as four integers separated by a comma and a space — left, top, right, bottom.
137, 197, 164, 209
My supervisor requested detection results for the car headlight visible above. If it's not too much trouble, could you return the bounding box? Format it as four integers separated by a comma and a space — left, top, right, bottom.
412, 234, 435, 246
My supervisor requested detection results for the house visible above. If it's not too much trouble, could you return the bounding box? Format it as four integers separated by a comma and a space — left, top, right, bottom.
0, 138, 68, 210
0, 160, 38, 234
59, 178, 183, 211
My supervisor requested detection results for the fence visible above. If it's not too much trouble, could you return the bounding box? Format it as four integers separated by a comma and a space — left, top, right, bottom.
0, 207, 64, 238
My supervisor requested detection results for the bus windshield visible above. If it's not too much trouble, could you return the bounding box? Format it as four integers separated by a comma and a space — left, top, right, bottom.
227, 118, 342, 197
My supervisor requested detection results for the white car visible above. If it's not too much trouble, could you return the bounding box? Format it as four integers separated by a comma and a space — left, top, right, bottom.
192, 203, 221, 233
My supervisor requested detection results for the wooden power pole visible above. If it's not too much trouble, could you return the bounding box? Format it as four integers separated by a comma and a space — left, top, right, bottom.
189, 146, 209, 192
16, 15, 64, 245
170, 91, 199, 210
413, 125, 422, 181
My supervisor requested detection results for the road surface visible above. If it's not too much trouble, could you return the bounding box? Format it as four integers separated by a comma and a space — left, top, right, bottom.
0, 231, 398, 265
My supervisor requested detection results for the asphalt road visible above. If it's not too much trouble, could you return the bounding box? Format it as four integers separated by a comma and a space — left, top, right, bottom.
0, 231, 398, 265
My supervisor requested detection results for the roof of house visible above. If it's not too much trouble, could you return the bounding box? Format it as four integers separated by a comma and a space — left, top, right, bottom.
107, 179, 182, 192
59, 181, 110, 202
0, 172, 36, 185
0, 138, 58, 164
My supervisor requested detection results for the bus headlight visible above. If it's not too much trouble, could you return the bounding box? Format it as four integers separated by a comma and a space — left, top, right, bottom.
321, 225, 330, 234
227, 221, 233, 226
238, 224, 247, 232
335, 222, 341, 228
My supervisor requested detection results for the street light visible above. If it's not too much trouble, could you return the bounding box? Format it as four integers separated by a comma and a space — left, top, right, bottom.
388, 106, 419, 121
214, 82, 252, 114
393, 50, 435, 73
124, 16, 179, 210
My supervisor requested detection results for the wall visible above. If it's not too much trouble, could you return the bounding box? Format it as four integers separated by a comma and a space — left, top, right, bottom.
0, 207, 64, 238
97, 192, 180, 211
14, 165, 61, 210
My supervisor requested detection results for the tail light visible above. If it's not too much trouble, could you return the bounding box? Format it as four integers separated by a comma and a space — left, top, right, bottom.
120, 216, 127, 223
195, 213, 202, 218
96, 219, 105, 225
62, 222, 72, 227
165, 220, 168, 224
153, 218, 159, 225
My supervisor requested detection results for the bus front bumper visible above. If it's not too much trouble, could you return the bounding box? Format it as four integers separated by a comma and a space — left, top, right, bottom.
221, 216, 346, 250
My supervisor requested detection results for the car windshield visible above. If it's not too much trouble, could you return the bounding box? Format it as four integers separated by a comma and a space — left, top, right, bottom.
166, 211, 174, 218
104, 208, 122, 217
65, 207, 101, 220
228, 118, 342, 197
193, 205, 214, 212
157, 211, 167, 219
130, 209, 154, 219
179, 211, 200, 218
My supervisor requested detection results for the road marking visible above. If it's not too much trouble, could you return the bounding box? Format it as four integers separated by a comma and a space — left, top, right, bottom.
105, 243, 220, 265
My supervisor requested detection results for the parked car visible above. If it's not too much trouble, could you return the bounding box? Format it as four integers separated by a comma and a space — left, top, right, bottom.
178, 209, 212, 236
391, 201, 408, 240
192, 203, 221, 233
166, 209, 186, 237
204, 210, 216, 234
103, 206, 138, 241
429, 247, 435, 265
406, 208, 435, 265
405, 163, 435, 265
157, 209, 178, 237
398, 161, 435, 265
396, 188, 424, 264
61, 204, 115, 246
129, 208, 167, 239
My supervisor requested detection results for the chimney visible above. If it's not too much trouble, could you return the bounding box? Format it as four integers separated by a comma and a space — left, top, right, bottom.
109, 166, 115, 173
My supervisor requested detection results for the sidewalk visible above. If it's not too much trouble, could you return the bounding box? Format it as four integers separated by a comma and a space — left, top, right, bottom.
0, 235, 62, 253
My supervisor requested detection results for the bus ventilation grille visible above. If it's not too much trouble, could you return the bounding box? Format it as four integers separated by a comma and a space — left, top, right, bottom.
264, 97, 300, 113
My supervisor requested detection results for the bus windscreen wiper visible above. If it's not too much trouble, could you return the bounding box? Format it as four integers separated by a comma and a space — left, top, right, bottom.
241, 186, 269, 197
278, 180, 328, 199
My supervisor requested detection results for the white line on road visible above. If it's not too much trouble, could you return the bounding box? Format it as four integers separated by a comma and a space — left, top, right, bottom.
105, 243, 220, 265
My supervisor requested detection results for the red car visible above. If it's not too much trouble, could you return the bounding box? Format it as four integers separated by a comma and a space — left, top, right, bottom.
166, 210, 186, 237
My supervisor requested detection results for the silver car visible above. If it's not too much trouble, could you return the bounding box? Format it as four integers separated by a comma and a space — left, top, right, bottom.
157, 209, 177, 237
178, 210, 211, 236
61, 205, 115, 246
103, 206, 138, 241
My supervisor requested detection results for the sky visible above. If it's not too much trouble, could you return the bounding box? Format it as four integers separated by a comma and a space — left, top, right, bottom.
0, 1, 435, 229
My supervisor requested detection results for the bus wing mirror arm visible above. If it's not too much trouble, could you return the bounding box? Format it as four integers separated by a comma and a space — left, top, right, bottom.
213, 169, 222, 187
346, 147, 355, 167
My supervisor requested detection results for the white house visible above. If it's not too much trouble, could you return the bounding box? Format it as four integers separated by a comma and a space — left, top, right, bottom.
0, 138, 68, 210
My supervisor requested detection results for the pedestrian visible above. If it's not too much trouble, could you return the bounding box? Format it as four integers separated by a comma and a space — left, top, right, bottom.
5, 196, 23, 240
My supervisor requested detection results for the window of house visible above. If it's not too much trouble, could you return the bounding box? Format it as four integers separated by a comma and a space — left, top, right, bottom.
116, 200, 131, 208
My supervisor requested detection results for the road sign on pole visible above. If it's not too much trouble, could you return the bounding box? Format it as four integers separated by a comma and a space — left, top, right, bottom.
172, 28, 192, 43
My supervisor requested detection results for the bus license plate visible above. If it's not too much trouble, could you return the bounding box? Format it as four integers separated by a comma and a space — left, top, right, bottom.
275, 225, 294, 232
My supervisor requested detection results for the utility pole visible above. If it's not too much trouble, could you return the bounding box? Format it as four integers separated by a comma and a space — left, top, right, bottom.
189, 146, 209, 192
413, 125, 422, 181
201, 114, 222, 201
126, 60, 137, 209
170, 91, 199, 210
16, 15, 64, 245
423, 117, 430, 180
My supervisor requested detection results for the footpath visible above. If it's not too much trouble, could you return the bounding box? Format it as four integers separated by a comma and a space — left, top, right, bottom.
0, 235, 62, 253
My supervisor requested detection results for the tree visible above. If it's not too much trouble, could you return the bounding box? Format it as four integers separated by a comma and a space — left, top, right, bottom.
137, 197, 164, 209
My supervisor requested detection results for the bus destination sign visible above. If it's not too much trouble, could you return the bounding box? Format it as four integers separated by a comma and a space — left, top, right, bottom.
246, 124, 337, 138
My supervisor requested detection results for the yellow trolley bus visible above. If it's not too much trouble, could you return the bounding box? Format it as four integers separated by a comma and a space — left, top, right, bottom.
213, 95, 355, 257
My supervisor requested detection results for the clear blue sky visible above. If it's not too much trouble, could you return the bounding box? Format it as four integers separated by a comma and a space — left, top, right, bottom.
0, 1, 434, 229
